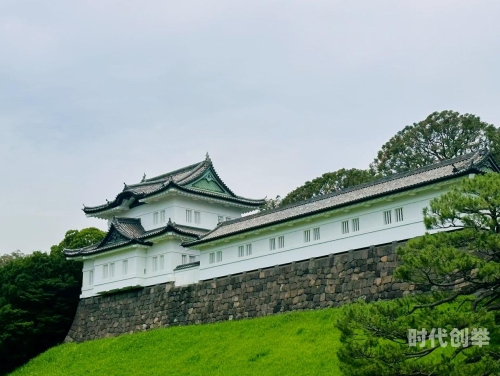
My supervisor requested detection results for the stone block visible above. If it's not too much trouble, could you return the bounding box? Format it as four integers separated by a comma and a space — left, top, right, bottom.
66, 243, 413, 343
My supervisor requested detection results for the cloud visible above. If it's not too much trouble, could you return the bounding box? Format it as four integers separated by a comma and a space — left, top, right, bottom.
0, 0, 499, 254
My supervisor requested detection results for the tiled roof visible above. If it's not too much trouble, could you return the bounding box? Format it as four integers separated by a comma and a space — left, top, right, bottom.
111, 217, 146, 238
186, 150, 498, 246
83, 154, 264, 215
140, 223, 210, 239
64, 217, 210, 257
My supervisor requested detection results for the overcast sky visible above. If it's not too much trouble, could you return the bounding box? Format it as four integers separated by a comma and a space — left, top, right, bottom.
1, 1, 499, 254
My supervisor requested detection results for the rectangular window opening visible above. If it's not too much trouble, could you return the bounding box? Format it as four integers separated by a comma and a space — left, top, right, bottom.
160, 210, 165, 223
304, 230, 311, 243
352, 218, 360, 232
342, 220, 349, 234
278, 236, 285, 249
384, 210, 392, 225
159, 255, 164, 270
246, 244, 252, 256
194, 211, 201, 224
216, 251, 222, 262
122, 260, 128, 275
89, 270, 94, 285
153, 212, 159, 225
189, 255, 196, 263
209, 253, 215, 264
313, 227, 320, 241
103, 264, 108, 279
269, 238, 276, 251
395, 207, 404, 222
152, 256, 158, 272
182, 254, 187, 265
218, 215, 224, 223
238, 245, 244, 257
186, 210, 192, 223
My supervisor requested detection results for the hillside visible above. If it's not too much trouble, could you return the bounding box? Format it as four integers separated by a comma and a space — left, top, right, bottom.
12, 308, 343, 376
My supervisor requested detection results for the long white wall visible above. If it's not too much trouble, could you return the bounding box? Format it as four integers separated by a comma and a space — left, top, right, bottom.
81, 184, 454, 298
194, 187, 448, 281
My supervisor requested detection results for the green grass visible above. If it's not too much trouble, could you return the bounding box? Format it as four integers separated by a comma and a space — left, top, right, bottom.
12, 308, 343, 376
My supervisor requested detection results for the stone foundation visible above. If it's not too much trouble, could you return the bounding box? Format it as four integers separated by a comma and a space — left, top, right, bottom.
66, 240, 414, 342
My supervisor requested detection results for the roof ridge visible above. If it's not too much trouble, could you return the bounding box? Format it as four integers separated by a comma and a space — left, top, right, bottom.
212, 149, 487, 229
175, 161, 211, 186
126, 180, 166, 188
141, 160, 204, 184
173, 223, 211, 232
84, 156, 265, 214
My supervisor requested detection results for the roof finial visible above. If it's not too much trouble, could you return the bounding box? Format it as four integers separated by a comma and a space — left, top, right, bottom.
205, 152, 211, 163
106, 199, 109, 203
452, 164, 458, 173
167, 217, 173, 225
141, 173, 146, 182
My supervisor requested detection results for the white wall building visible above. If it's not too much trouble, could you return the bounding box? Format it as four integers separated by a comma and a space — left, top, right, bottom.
65, 151, 499, 298
65, 154, 264, 298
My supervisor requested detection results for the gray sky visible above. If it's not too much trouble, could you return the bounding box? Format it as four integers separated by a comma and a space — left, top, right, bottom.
1, 0, 499, 254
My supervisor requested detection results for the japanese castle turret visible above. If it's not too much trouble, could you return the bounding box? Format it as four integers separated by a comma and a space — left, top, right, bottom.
65, 154, 265, 297
65, 150, 500, 298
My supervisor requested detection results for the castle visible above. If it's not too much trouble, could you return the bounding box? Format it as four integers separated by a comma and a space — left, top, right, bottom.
65, 150, 499, 299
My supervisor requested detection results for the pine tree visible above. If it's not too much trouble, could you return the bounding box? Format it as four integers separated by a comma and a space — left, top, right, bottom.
337, 173, 500, 375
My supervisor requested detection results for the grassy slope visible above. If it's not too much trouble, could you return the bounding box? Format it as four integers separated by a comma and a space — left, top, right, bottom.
12, 308, 342, 376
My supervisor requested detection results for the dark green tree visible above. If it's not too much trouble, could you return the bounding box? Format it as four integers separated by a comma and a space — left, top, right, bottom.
50, 227, 106, 256
371, 110, 499, 176
0, 227, 105, 375
280, 168, 376, 206
0, 250, 24, 268
337, 173, 500, 375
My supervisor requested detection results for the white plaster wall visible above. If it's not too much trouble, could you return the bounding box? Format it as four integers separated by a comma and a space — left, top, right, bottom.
174, 266, 200, 286
81, 259, 95, 295
196, 188, 447, 281
120, 194, 247, 231
81, 185, 454, 297
86, 247, 147, 297
143, 238, 199, 286
81, 238, 201, 298
170, 195, 243, 228
126, 202, 176, 231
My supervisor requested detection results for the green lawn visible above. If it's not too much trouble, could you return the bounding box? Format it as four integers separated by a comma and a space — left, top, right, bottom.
12, 308, 343, 376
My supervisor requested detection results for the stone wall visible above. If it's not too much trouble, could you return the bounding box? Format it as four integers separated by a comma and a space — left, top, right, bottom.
66, 240, 414, 343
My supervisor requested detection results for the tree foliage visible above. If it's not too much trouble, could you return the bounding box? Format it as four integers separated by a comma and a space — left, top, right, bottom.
337, 173, 500, 375
371, 110, 499, 176
0, 227, 105, 375
260, 195, 283, 212
50, 227, 106, 256
0, 250, 24, 268
272, 111, 498, 209
280, 168, 376, 206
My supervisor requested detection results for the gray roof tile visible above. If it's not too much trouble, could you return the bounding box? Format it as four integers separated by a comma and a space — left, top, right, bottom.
187, 150, 497, 246
64, 217, 210, 257
83, 156, 264, 214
